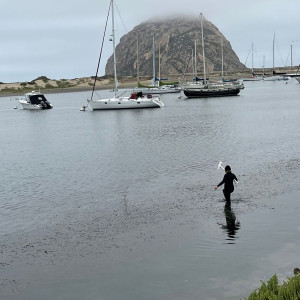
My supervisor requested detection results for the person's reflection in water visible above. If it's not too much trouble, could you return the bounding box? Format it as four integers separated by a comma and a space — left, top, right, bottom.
221, 202, 241, 243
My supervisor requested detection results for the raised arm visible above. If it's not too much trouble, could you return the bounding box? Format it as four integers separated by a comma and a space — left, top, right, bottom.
234, 174, 238, 183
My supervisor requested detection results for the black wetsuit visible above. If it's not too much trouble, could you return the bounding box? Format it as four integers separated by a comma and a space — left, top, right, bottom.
217, 172, 238, 202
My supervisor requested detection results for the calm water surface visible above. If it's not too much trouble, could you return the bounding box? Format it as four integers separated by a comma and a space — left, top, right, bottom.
1, 80, 300, 299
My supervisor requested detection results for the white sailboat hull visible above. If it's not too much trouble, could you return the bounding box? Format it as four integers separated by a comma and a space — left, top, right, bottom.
263, 75, 290, 81
133, 87, 181, 94
241, 76, 263, 81
88, 96, 164, 110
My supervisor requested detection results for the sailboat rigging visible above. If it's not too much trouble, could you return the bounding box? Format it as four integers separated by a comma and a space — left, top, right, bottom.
135, 36, 181, 94
263, 34, 290, 81
241, 43, 263, 81
86, 0, 164, 110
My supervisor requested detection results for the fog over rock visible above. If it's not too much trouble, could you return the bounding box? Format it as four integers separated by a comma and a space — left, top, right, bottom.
105, 16, 245, 77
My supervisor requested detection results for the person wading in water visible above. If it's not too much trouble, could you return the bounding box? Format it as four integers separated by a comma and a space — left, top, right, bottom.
214, 165, 238, 202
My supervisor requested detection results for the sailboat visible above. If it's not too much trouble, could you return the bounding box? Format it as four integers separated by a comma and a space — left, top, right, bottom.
241, 43, 263, 81
134, 36, 181, 94
263, 34, 291, 81
220, 38, 244, 89
183, 14, 241, 98
87, 0, 164, 110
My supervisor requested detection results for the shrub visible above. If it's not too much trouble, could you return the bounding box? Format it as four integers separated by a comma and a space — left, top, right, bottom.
77, 78, 86, 84
55, 80, 74, 88
34, 76, 49, 83
45, 83, 54, 89
245, 274, 300, 300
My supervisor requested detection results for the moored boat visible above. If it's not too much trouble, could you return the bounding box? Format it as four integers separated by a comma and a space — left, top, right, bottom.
183, 84, 240, 98
18, 91, 53, 110
85, 0, 164, 111
241, 75, 263, 81
263, 75, 290, 81
133, 37, 181, 95
88, 91, 164, 110
133, 85, 181, 94
183, 13, 241, 98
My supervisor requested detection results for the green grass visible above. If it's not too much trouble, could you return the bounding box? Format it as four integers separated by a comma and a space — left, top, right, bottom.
245, 274, 300, 300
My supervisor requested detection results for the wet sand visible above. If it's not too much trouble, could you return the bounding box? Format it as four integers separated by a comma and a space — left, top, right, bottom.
1, 157, 300, 299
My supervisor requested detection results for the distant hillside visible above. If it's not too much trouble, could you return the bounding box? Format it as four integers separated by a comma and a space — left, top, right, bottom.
105, 16, 245, 78
0, 76, 115, 95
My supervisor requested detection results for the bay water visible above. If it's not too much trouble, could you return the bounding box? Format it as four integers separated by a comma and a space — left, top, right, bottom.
1, 79, 300, 299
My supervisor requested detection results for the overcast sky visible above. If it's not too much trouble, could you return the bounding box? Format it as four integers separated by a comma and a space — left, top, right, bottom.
1, 0, 300, 83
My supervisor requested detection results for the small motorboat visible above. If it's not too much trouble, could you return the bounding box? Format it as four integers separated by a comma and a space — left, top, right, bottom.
18, 91, 53, 110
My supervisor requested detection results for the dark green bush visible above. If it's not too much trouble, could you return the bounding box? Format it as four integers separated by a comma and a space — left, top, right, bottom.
34, 76, 49, 83
45, 83, 54, 89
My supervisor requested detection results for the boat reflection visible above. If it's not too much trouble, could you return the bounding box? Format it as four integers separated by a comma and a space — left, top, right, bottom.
220, 202, 240, 243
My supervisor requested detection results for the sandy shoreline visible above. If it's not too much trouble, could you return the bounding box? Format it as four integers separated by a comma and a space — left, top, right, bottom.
0, 76, 139, 97
1, 66, 298, 97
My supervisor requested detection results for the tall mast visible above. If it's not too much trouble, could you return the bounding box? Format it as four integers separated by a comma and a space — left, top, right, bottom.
251, 42, 254, 74
90, 0, 111, 100
221, 38, 224, 77
291, 43, 293, 72
111, 0, 118, 98
273, 33, 275, 74
200, 13, 206, 84
152, 36, 156, 86
158, 42, 161, 84
137, 36, 139, 83
194, 40, 197, 78
192, 48, 194, 77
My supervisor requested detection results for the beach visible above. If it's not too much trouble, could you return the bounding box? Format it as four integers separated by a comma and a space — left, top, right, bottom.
1, 66, 299, 97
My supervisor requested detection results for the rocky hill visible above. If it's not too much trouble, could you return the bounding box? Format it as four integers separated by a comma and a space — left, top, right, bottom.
105, 16, 245, 78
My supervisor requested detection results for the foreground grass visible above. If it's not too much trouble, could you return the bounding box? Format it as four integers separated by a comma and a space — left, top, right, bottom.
245, 273, 300, 300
